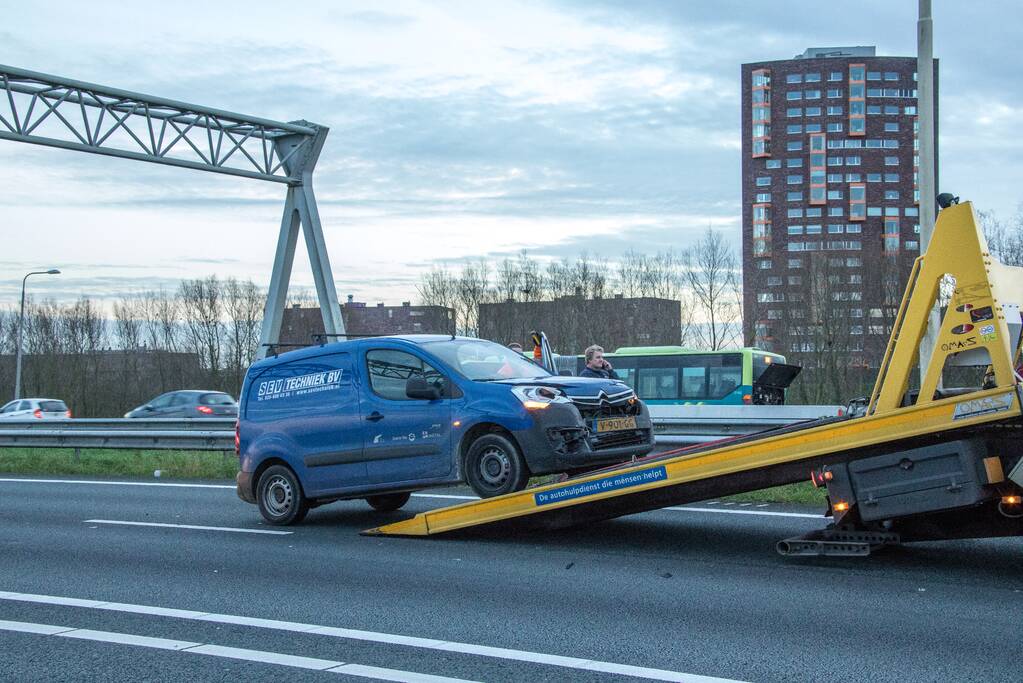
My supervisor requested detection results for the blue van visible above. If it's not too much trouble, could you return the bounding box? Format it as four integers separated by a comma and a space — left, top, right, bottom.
236, 335, 655, 524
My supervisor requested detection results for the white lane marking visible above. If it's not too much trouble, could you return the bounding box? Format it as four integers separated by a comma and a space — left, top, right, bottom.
0, 477, 234, 489
0, 619, 477, 682
3, 477, 817, 522
83, 520, 292, 535
664, 506, 821, 520
0, 592, 746, 683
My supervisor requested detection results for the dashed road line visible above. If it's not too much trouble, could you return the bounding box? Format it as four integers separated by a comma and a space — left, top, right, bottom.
0, 619, 474, 682
0, 592, 746, 683
83, 520, 292, 535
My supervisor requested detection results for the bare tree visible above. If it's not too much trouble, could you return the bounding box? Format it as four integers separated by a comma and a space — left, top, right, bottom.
686, 228, 741, 350
179, 276, 224, 386
224, 278, 263, 394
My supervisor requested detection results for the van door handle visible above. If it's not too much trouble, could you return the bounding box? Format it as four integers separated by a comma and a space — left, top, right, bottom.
366, 411, 385, 422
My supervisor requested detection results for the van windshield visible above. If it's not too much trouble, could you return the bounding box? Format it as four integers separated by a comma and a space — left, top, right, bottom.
425, 340, 552, 381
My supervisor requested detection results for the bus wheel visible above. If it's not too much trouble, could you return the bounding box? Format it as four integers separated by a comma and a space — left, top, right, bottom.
366, 492, 411, 512
257, 465, 309, 525
465, 434, 529, 498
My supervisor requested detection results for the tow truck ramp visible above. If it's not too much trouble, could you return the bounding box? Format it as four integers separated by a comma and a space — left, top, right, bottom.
366, 201, 1023, 554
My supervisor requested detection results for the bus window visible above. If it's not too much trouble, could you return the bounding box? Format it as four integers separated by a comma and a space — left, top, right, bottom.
608, 356, 637, 390
706, 353, 743, 398
680, 366, 706, 399
638, 367, 678, 399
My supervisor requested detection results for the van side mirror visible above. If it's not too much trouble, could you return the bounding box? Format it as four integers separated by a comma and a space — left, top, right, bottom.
406, 377, 442, 400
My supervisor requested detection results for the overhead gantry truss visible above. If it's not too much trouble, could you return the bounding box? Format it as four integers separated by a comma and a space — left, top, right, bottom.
0, 64, 344, 357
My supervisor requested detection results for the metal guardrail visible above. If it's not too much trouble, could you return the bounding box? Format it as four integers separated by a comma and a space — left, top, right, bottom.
0, 407, 841, 451
0, 419, 235, 450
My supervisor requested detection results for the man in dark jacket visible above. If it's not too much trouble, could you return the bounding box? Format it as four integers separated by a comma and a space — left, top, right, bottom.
580, 344, 619, 379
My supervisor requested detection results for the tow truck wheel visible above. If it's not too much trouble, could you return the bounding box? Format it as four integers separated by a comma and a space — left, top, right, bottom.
256, 465, 309, 525
366, 492, 412, 512
465, 434, 529, 498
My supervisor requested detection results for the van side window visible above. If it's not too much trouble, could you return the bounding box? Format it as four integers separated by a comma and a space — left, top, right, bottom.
366, 349, 444, 401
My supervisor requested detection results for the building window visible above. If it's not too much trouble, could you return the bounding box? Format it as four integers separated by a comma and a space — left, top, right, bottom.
788, 258, 802, 268
884, 207, 900, 216
845, 173, 862, 182
884, 122, 900, 132
787, 108, 802, 117
867, 207, 882, 216
805, 224, 822, 235
805, 72, 821, 82
806, 207, 822, 217
787, 208, 803, 218
849, 182, 866, 221
905, 207, 919, 217
845, 156, 861, 166
827, 190, 844, 200
884, 173, 899, 182
767, 276, 783, 286
755, 192, 771, 202
905, 105, 917, 115
787, 175, 804, 185
805, 107, 822, 116
786, 73, 802, 84
827, 122, 843, 132
829, 206, 845, 216
787, 276, 802, 285
867, 71, 881, 81
828, 224, 844, 234
767, 310, 783, 320
756, 176, 771, 186
827, 106, 843, 116
787, 191, 803, 201
884, 71, 899, 81
884, 190, 900, 200
885, 156, 899, 166
845, 224, 861, 234
787, 140, 803, 151
829, 71, 843, 81
787, 124, 803, 134
787, 158, 803, 167
827, 173, 843, 182
786, 91, 802, 101
752, 140, 769, 156
827, 157, 843, 166
805, 89, 821, 99
827, 88, 842, 98
805, 123, 822, 133
788, 225, 803, 235
905, 240, 919, 250
766, 159, 782, 169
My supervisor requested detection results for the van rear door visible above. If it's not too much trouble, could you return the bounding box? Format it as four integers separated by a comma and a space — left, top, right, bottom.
359, 348, 453, 484
247, 352, 366, 495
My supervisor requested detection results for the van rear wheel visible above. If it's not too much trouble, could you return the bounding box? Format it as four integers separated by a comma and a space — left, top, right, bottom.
465, 434, 529, 498
366, 492, 412, 512
257, 465, 309, 525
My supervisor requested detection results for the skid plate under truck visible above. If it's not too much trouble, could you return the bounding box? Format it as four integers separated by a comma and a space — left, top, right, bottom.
366, 200, 1023, 555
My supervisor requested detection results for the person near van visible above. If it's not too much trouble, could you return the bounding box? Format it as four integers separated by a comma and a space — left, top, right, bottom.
580, 344, 619, 379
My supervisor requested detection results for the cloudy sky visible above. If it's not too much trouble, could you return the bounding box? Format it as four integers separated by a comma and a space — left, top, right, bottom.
1, 0, 1020, 307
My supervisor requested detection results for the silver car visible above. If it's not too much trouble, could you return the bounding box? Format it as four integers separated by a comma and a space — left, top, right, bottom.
0, 398, 71, 419
125, 390, 238, 418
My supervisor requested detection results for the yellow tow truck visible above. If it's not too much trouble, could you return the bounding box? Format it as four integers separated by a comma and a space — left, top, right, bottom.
366, 199, 1023, 556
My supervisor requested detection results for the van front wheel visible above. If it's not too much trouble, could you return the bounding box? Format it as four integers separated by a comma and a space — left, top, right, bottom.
257, 465, 309, 525
465, 434, 529, 498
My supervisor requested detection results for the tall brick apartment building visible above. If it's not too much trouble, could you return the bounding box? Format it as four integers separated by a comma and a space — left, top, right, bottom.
741, 46, 937, 367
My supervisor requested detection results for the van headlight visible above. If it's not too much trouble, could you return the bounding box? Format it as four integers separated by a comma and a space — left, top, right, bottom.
512, 386, 571, 410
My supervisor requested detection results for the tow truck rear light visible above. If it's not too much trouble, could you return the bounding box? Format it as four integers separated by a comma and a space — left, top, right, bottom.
1003, 495, 1021, 505
33, 408, 42, 419
810, 469, 833, 488
833, 501, 850, 513
197, 405, 214, 415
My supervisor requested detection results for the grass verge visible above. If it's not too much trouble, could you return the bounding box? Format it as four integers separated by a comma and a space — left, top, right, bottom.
0, 448, 237, 479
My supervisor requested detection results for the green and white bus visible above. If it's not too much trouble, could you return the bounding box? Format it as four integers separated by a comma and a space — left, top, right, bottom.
556, 347, 800, 406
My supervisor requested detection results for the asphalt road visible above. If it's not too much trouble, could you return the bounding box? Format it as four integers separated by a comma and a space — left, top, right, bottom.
0, 476, 1020, 682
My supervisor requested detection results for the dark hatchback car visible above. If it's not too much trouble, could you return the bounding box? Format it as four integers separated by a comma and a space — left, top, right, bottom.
125, 390, 238, 418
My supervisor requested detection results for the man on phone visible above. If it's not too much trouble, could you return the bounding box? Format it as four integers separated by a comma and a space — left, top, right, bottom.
580, 344, 619, 379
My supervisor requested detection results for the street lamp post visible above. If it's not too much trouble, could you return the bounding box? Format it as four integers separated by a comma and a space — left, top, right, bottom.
14, 269, 61, 401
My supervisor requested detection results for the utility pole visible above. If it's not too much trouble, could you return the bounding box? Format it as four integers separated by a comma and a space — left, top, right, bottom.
917, 0, 939, 388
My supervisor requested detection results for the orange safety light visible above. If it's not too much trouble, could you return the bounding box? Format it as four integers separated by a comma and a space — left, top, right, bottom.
1002, 495, 1022, 505
833, 501, 850, 512
742, 394, 752, 404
